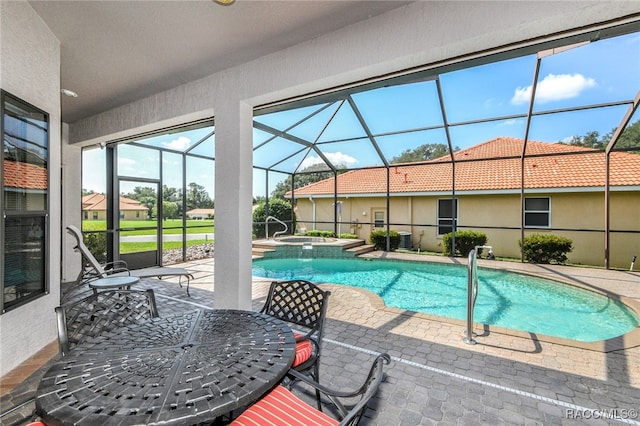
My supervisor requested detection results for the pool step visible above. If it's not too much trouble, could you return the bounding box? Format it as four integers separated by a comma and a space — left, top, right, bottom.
252, 245, 275, 258
346, 244, 376, 256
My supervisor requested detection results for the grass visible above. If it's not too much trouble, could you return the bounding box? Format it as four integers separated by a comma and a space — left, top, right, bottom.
81, 219, 214, 253
82, 219, 214, 234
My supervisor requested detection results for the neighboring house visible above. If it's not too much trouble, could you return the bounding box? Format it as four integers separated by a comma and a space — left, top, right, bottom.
288, 137, 640, 269
186, 208, 215, 220
82, 193, 148, 221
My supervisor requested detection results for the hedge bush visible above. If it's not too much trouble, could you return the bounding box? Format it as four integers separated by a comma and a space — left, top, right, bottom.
442, 230, 488, 257
369, 230, 400, 251
252, 199, 293, 239
520, 233, 573, 264
305, 230, 336, 238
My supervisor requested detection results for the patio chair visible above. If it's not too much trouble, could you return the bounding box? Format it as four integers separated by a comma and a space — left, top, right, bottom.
66, 225, 194, 296
260, 279, 331, 409
55, 288, 159, 356
231, 353, 391, 426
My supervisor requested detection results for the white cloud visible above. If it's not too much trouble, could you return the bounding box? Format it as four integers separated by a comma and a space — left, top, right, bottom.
165, 136, 192, 150
511, 73, 597, 105
300, 152, 358, 169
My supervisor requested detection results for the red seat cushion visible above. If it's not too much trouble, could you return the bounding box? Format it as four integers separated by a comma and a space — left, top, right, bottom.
292, 332, 313, 368
231, 385, 338, 426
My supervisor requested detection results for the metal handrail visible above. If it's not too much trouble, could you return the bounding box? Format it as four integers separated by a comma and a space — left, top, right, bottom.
265, 216, 288, 239
463, 245, 492, 345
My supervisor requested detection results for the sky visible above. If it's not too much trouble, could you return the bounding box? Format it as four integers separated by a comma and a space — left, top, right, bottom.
83, 31, 640, 199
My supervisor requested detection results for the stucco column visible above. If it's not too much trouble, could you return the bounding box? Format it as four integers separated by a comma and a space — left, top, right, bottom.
213, 97, 254, 310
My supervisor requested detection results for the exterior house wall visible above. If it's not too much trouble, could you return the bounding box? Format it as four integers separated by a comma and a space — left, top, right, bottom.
0, 1, 61, 375
294, 190, 639, 269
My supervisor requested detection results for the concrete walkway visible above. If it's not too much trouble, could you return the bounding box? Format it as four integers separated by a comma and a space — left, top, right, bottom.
2, 253, 639, 425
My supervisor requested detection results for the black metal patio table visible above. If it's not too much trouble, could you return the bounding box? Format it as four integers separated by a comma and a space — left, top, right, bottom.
35, 309, 296, 426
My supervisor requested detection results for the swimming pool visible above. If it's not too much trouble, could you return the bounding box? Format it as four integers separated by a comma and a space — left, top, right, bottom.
252, 257, 640, 342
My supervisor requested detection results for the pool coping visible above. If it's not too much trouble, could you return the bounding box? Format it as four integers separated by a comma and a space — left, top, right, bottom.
328, 251, 640, 353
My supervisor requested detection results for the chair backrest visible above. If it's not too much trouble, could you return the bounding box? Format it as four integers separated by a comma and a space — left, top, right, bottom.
339, 353, 391, 426
260, 280, 331, 340
56, 288, 159, 356
66, 225, 108, 279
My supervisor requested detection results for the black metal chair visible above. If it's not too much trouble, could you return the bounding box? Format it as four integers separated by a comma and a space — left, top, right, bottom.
231, 353, 391, 426
55, 288, 159, 356
260, 279, 331, 408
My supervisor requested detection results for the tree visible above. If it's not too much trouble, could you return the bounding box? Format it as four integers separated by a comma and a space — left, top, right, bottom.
391, 143, 456, 163
564, 119, 640, 152
124, 186, 157, 218
153, 200, 179, 219
252, 198, 293, 239
186, 182, 214, 210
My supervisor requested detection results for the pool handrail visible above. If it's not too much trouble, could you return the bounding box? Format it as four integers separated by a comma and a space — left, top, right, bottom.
266, 215, 288, 239
463, 245, 492, 345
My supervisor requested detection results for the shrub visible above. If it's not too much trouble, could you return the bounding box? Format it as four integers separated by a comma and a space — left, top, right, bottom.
442, 230, 487, 257
84, 231, 107, 264
338, 233, 358, 239
369, 230, 401, 251
306, 230, 336, 238
520, 233, 573, 264
252, 199, 293, 239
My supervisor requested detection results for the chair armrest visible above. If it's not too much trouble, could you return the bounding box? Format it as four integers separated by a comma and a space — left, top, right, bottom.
102, 261, 130, 275
288, 353, 391, 419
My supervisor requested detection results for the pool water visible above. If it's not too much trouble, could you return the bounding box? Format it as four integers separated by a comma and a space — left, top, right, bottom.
252, 257, 639, 342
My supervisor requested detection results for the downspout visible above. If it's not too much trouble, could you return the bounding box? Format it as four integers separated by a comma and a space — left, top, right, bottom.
309, 196, 316, 230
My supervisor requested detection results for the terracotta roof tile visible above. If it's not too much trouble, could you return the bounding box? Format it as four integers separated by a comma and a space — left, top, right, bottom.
291, 138, 640, 196
3, 160, 47, 190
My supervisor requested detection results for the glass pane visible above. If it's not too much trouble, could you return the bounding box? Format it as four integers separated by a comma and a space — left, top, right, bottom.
527, 105, 628, 151
534, 34, 640, 111
352, 81, 444, 134
118, 144, 160, 179
135, 125, 213, 153
3, 215, 45, 310
3, 95, 48, 211
440, 55, 535, 123
525, 212, 549, 227
525, 198, 549, 211
316, 137, 384, 169
254, 136, 306, 169
188, 130, 215, 158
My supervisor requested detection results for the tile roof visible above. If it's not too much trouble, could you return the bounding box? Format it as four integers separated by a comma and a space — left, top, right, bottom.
3, 160, 47, 190
290, 137, 640, 196
82, 193, 147, 211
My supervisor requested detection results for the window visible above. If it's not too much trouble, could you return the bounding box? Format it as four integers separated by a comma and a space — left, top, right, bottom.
524, 197, 550, 227
437, 198, 458, 235
1, 90, 49, 312
92, 212, 98, 220
373, 211, 385, 228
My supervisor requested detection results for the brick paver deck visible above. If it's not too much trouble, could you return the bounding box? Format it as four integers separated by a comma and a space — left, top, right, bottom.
2, 253, 639, 425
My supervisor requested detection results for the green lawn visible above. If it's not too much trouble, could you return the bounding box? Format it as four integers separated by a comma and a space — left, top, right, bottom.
81, 219, 214, 253
82, 219, 214, 234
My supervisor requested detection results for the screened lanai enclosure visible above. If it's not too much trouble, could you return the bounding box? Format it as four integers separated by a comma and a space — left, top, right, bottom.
81, 23, 639, 270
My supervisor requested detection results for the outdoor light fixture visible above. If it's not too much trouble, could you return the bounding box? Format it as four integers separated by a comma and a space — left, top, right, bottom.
60, 89, 78, 98
213, 0, 235, 5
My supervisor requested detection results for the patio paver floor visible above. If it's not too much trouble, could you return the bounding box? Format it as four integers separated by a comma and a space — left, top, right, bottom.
1, 253, 639, 425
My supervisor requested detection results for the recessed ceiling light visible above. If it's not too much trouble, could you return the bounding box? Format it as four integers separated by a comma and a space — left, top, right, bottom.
213, 0, 235, 5
61, 89, 78, 98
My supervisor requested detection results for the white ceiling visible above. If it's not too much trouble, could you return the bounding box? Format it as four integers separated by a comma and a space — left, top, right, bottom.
28, 0, 411, 124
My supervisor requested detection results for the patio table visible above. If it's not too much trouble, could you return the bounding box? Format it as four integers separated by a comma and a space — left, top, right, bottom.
88, 275, 140, 294
35, 309, 296, 425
